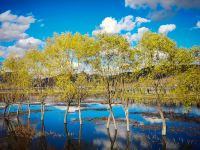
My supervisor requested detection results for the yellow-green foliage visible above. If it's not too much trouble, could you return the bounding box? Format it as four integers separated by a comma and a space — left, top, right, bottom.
56, 72, 76, 102
1, 32, 199, 106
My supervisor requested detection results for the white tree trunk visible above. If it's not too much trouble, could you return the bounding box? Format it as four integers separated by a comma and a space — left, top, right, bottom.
41, 103, 43, 120
106, 114, 111, 128
41, 103, 45, 121
28, 102, 31, 119
125, 106, 130, 132
17, 103, 21, 117
64, 103, 70, 124
158, 106, 166, 136
43, 104, 45, 120
111, 110, 117, 130
107, 104, 117, 130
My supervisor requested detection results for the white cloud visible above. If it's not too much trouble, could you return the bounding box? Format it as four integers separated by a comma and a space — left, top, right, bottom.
0, 37, 43, 58
0, 10, 17, 22
135, 17, 150, 26
6, 45, 26, 58
0, 10, 35, 41
93, 15, 135, 35
99, 17, 120, 34
0, 22, 29, 41
196, 21, 200, 28
125, 0, 200, 20
0, 10, 43, 58
158, 24, 176, 35
125, 27, 150, 43
118, 15, 135, 31
16, 37, 43, 49
93, 15, 150, 35
125, 0, 200, 10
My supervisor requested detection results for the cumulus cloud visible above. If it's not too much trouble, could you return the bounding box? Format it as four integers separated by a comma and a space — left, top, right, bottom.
125, 27, 150, 43
16, 37, 43, 49
93, 15, 150, 35
125, 0, 200, 20
93, 15, 135, 35
0, 10, 35, 41
158, 24, 176, 35
0, 37, 43, 58
0, 10, 43, 58
135, 17, 151, 26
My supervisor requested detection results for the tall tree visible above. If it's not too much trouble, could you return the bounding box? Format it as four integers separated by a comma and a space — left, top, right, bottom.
139, 32, 177, 136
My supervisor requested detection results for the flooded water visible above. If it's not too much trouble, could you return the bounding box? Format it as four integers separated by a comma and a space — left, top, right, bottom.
0, 103, 200, 150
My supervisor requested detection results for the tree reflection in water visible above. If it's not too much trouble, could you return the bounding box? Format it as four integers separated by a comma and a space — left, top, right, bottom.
37, 119, 47, 150
162, 135, 166, 150
107, 128, 117, 150
125, 131, 131, 150
3, 117, 35, 150
64, 124, 82, 150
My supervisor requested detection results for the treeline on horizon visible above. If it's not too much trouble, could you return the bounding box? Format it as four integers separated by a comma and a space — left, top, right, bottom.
0, 31, 199, 135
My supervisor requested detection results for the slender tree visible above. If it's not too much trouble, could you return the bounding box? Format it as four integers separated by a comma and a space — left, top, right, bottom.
139, 32, 177, 136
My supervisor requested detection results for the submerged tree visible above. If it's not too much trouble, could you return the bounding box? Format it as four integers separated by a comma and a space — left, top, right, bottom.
2, 56, 32, 117
91, 34, 133, 130
138, 32, 196, 135
56, 72, 76, 124
74, 73, 88, 125
24, 49, 46, 120
138, 32, 177, 136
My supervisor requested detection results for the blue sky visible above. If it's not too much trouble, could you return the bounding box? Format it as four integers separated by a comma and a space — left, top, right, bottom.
0, 0, 200, 60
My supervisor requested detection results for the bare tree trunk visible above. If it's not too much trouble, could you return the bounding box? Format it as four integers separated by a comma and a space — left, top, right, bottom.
28, 118, 30, 128
43, 103, 45, 120
17, 102, 21, 117
64, 102, 70, 124
41, 102, 45, 121
28, 102, 31, 119
106, 113, 111, 128
107, 104, 117, 130
125, 105, 130, 132
78, 99, 82, 125
158, 104, 166, 136
41, 102, 43, 120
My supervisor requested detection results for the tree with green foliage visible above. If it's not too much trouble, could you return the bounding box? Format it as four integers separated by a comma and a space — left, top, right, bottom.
139, 32, 177, 135
91, 34, 133, 130
24, 49, 46, 120
56, 72, 76, 123
2, 56, 32, 117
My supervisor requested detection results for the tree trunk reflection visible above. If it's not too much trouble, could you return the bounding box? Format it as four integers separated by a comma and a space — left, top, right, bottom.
107, 128, 117, 150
